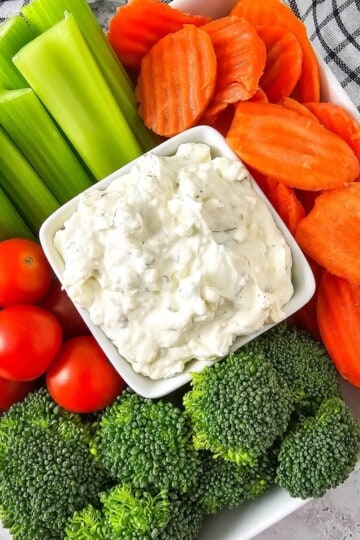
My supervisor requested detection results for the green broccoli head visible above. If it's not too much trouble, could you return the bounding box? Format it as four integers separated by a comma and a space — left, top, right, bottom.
183, 345, 294, 466
259, 324, 341, 415
0, 388, 110, 540
101, 484, 170, 539
67, 484, 203, 540
276, 397, 360, 499
160, 492, 203, 540
93, 389, 200, 494
196, 448, 276, 514
65, 505, 110, 540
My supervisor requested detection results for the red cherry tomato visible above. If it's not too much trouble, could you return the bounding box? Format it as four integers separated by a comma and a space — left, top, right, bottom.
46, 335, 125, 413
41, 279, 90, 339
0, 376, 36, 412
0, 238, 52, 307
0, 305, 63, 381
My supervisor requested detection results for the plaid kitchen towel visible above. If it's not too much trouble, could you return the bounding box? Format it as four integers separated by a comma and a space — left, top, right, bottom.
0, 0, 29, 20
1, 0, 359, 112
285, 0, 360, 112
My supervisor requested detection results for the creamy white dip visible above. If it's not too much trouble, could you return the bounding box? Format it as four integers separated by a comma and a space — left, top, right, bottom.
54, 142, 293, 379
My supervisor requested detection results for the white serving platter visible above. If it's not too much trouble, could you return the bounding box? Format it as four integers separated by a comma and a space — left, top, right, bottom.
1, 1, 360, 539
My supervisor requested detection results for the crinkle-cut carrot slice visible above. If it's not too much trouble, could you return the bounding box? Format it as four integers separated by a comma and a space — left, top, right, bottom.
202, 15, 266, 103
136, 25, 217, 137
107, 0, 211, 70
230, 0, 320, 102
291, 259, 322, 340
271, 181, 305, 234
211, 105, 235, 137
254, 174, 304, 234
202, 86, 267, 130
295, 183, 360, 285
256, 24, 303, 103
304, 101, 360, 161
281, 97, 319, 121
251, 170, 275, 197
294, 188, 319, 215
351, 133, 360, 171
200, 100, 228, 126
247, 87, 268, 103
317, 270, 360, 386
226, 102, 359, 190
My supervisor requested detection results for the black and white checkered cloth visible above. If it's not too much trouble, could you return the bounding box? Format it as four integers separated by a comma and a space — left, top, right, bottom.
1, 0, 359, 112
286, 0, 360, 113
0, 0, 30, 20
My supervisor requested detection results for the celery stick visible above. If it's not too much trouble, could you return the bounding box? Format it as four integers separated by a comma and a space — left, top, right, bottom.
22, 0, 155, 151
0, 88, 95, 203
13, 14, 143, 180
0, 127, 59, 234
0, 16, 35, 89
0, 187, 35, 241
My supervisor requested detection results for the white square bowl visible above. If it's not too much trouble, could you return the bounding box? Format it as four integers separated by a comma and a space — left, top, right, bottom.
39, 125, 315, 399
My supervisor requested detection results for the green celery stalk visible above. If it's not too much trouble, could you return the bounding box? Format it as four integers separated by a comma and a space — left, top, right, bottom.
13, 13, 143, 180
0, 127, 59, 234
0, 88, 95, 204
0, 16, 35, 89
21, 0, 155, 151
0, 186, 35, 241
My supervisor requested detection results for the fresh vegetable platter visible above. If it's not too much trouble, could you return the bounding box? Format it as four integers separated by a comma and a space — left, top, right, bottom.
0, 0, 360, 539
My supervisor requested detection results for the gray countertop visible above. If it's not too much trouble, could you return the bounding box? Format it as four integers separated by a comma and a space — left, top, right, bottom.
254, 469, 360, 540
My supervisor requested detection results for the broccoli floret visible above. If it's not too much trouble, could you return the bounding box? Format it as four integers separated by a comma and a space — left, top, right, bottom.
93, 389, 200, 494
196, 448, 276, 514
102, 484, 170, 539
259, 324, 341, 415
65, 505, 110, 540
0, 388, 110, 540
183, 345, 294, 465
66, 484, 203, 540
160, 492, 203, 540
102, 484, 203, 540
276, 397, 360, 499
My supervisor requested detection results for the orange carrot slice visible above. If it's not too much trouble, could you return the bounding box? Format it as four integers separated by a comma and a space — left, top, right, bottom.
201, 86, 267, 129
248, 87, 268, 103
211, 105, 236, 137
200, 100, 228, 126
136, 25, 217, 137
281, 97, 319, 121
256, 24, 303, 103
200, 87, 267, 128
226, 102, 359, 190
272, 181, 305, 234
291, 259, 322, 340
294, 188, 319, 215
304, 101, 360, 161
317, 270, 360, 386
202, 15, 266, 103
351, 133, 360, 172
251, 171, 276, 198
295, 183, 360, 284
254, 175, 304, 234
230, 0, 320, 102
108, 0, 211, 70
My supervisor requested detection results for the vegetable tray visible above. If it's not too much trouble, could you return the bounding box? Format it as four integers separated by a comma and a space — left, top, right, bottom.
0, 0, 360, 539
